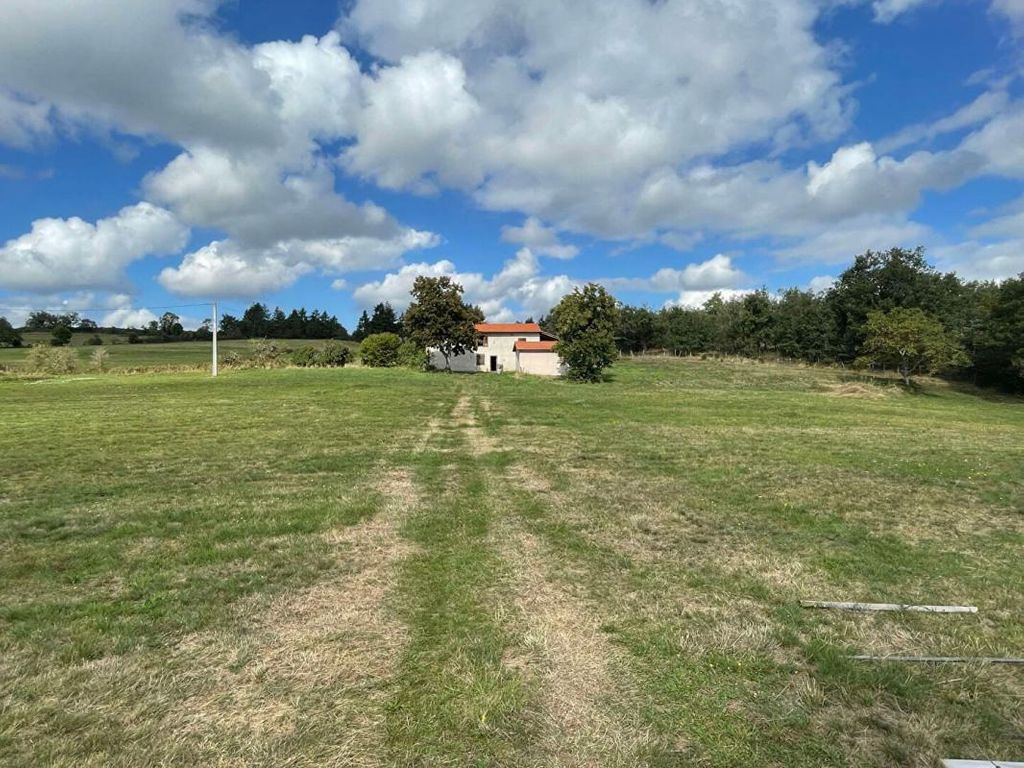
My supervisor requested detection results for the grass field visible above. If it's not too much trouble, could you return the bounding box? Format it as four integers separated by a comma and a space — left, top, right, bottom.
0, 335, 354, 371
1, 358, 1022, 766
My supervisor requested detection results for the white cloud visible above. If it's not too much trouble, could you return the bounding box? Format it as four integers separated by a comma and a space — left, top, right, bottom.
0, 88, 51, 148
971, 196, 1024, 239
870, 0, 935, 23
159, 229, 439, 297
606, 254, 745, 293
991, 0, 1024, 31
807, 275, 837, 293
100, 307, 159, 329
877, 90, 1010, 154
355, 251, 750, 320
774, 216, 933, 264
0, 203, 188, 292
668, 289, 754, 309
931, 239, 1024, 281
0, 0, 1022, 301
500, 217, 579, 259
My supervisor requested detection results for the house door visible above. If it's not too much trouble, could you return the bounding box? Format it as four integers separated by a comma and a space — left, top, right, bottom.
489, 355, 498, 372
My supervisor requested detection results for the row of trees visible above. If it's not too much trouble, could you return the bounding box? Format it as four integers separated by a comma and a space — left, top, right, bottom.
218, 304, 348, 340
610, 249, 1023, 391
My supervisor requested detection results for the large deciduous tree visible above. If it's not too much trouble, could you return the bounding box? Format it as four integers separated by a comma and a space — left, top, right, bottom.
403, 276, 483, 372
857, 308, 967, 385
550, 283, 620, 382
0, 316, 23, 348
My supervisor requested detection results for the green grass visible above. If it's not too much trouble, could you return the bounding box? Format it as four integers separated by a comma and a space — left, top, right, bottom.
0, 336, 356, 371
1, 358, 1021, 766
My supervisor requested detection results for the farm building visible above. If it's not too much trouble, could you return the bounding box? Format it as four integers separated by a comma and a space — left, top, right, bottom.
428, 322, 565, 376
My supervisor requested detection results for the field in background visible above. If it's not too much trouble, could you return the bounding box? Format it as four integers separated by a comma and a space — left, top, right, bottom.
0, 336, 357, 370
1, 358, 1021, 766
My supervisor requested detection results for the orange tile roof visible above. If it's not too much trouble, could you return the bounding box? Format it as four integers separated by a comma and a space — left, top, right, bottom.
475, 322, 542, 333
514, 340, 558, 352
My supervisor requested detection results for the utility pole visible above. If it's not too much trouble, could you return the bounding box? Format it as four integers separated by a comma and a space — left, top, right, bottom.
212, 301, 218, 377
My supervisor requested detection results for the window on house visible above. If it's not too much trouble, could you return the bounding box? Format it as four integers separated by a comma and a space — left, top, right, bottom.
476, 354, 484, 366
478, 335, 487, 347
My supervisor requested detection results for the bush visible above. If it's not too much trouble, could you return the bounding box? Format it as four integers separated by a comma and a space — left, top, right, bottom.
90, 348, 110, 371
50, 325, 73, 347
248, 339, 288, 368
84, 335, 104, 346
314, 340, 351, 367
27, 346, 78, 374
397, 340, 428, 370
359, 332, 402, 367
290, 345, 319, 367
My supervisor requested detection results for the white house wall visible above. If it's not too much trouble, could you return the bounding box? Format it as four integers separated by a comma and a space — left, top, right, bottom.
429, 332, 541, 373
516, 351, 564, 377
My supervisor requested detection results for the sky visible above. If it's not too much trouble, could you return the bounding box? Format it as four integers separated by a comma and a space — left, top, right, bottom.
0, 0, 1022, 331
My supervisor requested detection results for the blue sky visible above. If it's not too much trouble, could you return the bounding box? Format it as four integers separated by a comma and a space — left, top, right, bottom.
1, 0, 1022, 330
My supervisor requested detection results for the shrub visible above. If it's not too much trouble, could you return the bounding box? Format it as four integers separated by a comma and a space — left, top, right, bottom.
290, 345, 319, 367
248, 339, 288, 368
222, 350, 243, 367
84, 335, 104, 346
359, 332, 402, 367
90, 348, 110, 371
314, 340, 351, 367
397, 340, 428, 370
50, 325, 73, 347
27, 346, 78, 374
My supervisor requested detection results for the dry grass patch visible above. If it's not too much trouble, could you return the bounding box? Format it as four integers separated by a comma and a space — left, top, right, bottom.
452, 391, 500, 454
820, 382, 902, 400
496, 519, 652, 767
161, 468, 419, 766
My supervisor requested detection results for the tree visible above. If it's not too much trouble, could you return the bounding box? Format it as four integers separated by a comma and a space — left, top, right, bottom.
774, 288, 836, 362
857, 308, 968, 385
617, 306, 660, 353
219, 313, 243, 339
50, 324, 73, 347
159, 312, 184, 336
352, 310, 371, 342
970, 274, 1024, 392
240, 303, 270, 338
0, 317, 23, 348
403, 276, 483, 372
736, 289, 776, 357
550, 283, 620, 382
367, 302, 402, 336
828, 247, 962, 360
359, 332, 402, 367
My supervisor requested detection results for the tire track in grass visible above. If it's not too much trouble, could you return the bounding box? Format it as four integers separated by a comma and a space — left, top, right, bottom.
161, 468, 420, 766
383, 387, 538, 765
495, 514, 653, 767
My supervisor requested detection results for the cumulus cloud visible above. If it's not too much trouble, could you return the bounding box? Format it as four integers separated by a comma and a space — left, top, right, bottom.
931, 239, 1024, 281
101, 307, 160, 329
773, 216, 933, 264
355, 251, 749, 319
1, 0, 1022, 301
160, 229, 439, 297
0, 203, 188, 293
500, 217, 579, 259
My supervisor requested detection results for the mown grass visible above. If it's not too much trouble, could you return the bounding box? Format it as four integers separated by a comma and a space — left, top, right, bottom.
0, 357, 1021, 766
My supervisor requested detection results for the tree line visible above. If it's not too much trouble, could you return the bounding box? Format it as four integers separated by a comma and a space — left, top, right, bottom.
609, 248, 1023, 392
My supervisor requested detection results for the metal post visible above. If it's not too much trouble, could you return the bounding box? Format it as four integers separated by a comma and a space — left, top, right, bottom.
212, 301, 218, 377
